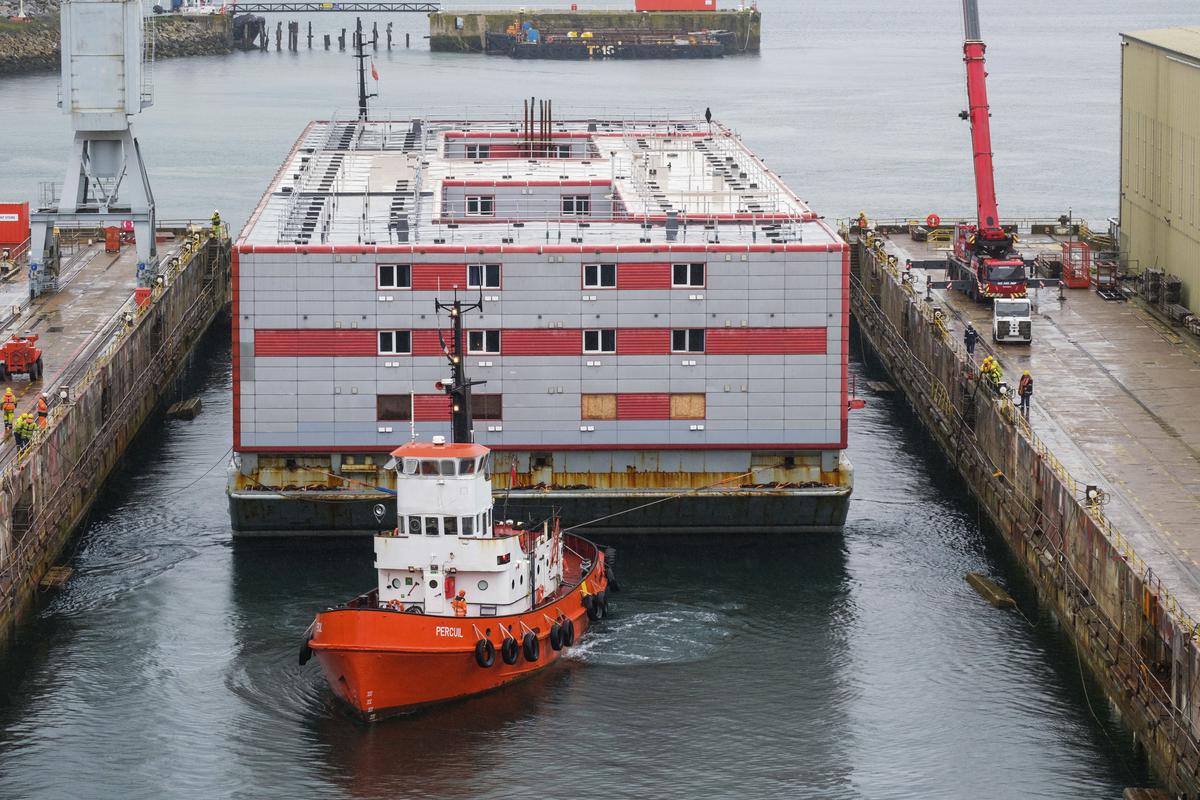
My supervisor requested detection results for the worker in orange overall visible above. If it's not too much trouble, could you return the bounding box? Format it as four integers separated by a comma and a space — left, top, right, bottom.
1018, 370, 1034, 417
35, 393, 48, 429
1, 388, 14, 436
451, 591, 468, 617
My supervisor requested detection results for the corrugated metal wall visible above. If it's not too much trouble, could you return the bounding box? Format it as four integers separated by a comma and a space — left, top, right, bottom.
1121, 33, 1200, 315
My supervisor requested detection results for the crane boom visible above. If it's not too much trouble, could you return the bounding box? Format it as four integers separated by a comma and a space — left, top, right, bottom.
961, 0, 1003, 240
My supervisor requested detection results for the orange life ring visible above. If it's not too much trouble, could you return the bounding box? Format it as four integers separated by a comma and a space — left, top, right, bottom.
535, 586, 545, 604
926, 213, 941, 228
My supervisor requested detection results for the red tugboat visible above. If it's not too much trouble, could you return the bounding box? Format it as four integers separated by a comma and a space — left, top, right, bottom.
301, 295, 613, 720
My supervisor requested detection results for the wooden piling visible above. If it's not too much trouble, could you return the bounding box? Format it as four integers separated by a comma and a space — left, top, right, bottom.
275, 21, 282, 51
307, 21, 312, 48
405, 32, 410, 48
339, 28, 346, 50
372, 21, 379, 49
386, 21, 392, 49
324, 33, 330, 50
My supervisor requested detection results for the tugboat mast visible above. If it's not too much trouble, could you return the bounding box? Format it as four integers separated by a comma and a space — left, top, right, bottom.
352, 17, 377, 120
435, 294, 485, 444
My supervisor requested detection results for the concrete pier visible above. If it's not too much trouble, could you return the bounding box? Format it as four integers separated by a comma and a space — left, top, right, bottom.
0, 226, 231, 650
849, 221, 1200, 795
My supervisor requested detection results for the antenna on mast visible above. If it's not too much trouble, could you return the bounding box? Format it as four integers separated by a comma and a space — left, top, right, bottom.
434, 291, 486, 444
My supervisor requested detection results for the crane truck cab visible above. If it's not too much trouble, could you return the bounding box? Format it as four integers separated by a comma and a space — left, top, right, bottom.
992, 297, 1032, 344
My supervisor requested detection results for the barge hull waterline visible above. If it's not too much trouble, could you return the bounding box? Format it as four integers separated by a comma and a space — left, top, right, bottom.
228, 487, 851, 537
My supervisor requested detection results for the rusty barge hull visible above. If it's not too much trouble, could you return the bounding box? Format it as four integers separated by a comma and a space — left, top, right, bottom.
227, 453, 853, 536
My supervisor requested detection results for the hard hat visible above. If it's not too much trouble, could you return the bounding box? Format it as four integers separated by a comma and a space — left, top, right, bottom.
966, 321, 974, 328
456, 590, 466, 598
1023, 370, 1030, 375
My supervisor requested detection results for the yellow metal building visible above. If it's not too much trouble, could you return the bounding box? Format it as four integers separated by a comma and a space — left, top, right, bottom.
1120, 27, 1200, 315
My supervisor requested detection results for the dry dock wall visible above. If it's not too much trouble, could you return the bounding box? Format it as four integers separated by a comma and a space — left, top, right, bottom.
0, 230, 232, 650
428, 9, 760, 53
850, 231, 1200, 796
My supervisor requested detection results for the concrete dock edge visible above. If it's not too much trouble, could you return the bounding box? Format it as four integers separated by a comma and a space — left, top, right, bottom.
0, 229, 232, 650
849, 227, 1200, 795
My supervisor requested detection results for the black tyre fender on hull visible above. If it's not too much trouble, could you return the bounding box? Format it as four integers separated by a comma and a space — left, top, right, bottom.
475, 638, 496, 668
549, 623, 564, 651
561, 618, 576, 647
501, 637, 519, 665
584, 593, 601, 621
522, 632, 540, 662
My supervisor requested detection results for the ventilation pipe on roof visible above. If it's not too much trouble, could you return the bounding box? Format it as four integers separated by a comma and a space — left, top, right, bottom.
665, 210, 679, 242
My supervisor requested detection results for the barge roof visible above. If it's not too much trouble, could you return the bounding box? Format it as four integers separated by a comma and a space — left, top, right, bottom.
239, 116, 840, 251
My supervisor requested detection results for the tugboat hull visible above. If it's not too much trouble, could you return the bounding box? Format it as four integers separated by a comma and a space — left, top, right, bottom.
308, 539, 609, 720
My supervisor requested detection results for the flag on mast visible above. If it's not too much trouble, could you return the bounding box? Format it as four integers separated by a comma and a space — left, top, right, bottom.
370, 62, 379, 81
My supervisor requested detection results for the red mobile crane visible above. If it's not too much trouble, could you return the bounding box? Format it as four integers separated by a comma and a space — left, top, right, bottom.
948, 0, 1029, 301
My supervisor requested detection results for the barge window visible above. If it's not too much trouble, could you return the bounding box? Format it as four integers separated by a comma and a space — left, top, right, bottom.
468, 263, 501, 289
472, 394, 503, 420
583, 263, 616, 288
462, 516, 474, 536
378, 395, 413, 422
466, 195, 495, 217
465, 144, 491, 159
425, 516, 440, 536
378, 263, 411, 289
377, 330, 412, 355
672, 262, 705, 287
460, 458, 477, 474
670, 393, 706, 419
468, 330, 501, 354
561, 195, 591, 216
445, 516, 458, 535
671, 329, 705, 353
583, 329, 616, 353
581, 393, 617, 420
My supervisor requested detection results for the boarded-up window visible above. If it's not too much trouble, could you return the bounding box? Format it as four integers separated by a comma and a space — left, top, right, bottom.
670, 393, 706, 419
378, 395, 413, 421
581, 394, 617, 420
472, 393, 503, 420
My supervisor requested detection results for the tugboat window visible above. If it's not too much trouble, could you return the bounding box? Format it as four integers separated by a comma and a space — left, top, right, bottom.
420, 459, 439, 475
429, 579, 439, 589
391, 578, 402, 589
477, 580, 489, 591
408, 516, 422, 535
425, 517, 440, 535
460, 458, 476, 474
462, 516, 474, 536
440, 459, 456, 476
444, 516, 458, 535
403, 458, 419, 474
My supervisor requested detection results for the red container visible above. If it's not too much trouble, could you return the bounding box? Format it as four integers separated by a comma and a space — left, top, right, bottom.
635, 0, 716, 10
135, 287, 152, 307
104, 226, 121, 254
0, 202, 29, 250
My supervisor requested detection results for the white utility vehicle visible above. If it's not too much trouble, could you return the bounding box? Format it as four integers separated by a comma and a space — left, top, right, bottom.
992, 297, 1032, 343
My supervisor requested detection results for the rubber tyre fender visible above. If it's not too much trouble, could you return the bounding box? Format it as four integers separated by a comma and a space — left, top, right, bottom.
595, 590, 608, 619
584, 594, 601, 621
474, 638, 496, 668
549, 622, 564, 651
561, 618, 576, 647
501, 636, 519, 665
298, 638, 313, 667
522, 631, 540, 663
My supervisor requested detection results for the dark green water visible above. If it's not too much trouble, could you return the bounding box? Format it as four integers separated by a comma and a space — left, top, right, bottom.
1, 0, 1191, 796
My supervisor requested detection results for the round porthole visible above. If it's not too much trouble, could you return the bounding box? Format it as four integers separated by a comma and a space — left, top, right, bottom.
429, 579, 439, 589
477, 579, 489, 591
390, 578, 402, 589
408, 517, 421, 534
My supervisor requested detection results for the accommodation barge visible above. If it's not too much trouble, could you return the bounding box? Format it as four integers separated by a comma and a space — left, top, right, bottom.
484, 28, 732, 59
228, 113, 851, 536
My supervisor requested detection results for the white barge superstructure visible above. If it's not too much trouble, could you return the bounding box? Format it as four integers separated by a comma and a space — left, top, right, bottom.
228, 112, 852, 535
